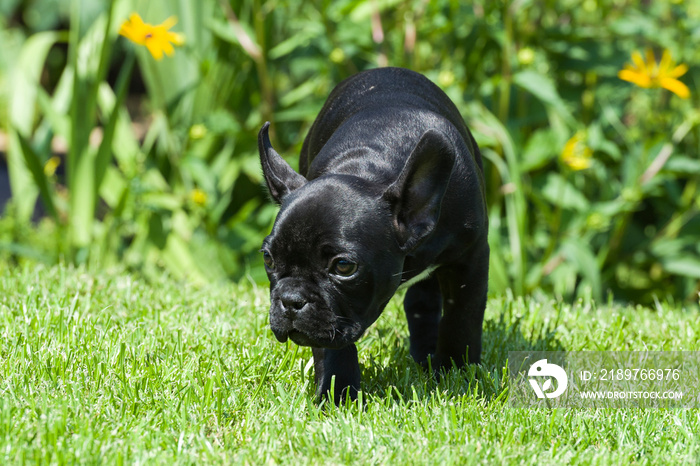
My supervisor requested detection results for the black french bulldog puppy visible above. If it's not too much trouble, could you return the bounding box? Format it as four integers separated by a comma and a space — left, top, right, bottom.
258, 67, 489, 403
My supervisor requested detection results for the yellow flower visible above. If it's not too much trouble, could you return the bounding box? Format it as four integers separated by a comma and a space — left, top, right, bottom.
561, 131, 592, 171
44, 156, 61, 177
330, 48, 345, 64
190, 188, 207, 206
618, 49, 690, 99
119, 13, 184, 60
189, 124, 207, 140
517, 47, 535, 66
438, 70, 455, 88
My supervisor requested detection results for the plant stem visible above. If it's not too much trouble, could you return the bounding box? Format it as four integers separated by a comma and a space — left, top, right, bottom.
498, 2, 513, 123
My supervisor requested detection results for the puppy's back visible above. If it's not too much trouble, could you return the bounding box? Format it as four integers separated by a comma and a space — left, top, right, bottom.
300, 68, 481, 176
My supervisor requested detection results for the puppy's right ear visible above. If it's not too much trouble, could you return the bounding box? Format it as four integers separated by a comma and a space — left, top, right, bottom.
258, 122, 307, 204
382, 129, 455, 252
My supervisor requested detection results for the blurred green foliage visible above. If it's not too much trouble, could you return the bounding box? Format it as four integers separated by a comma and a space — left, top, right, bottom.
1, 0, 699, 304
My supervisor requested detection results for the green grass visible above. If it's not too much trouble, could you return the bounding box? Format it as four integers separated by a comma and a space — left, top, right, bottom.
1, 265, 699, 464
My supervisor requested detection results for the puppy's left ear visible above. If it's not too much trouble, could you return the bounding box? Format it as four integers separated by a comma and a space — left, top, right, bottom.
258, 122, 307, 204
383, 129, 455, 252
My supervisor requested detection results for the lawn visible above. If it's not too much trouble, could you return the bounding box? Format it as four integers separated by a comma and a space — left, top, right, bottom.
1, 264, 699, 464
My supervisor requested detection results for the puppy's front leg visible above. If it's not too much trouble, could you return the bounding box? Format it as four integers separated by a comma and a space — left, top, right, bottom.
435, 244, 490, 369
404, 275, 441, 367
312, 345, 361, 403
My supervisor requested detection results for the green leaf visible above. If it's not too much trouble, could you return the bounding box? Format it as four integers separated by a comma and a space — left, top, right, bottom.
521, 129, 558, 172
650, 238, 696, 258
513, 70, 574, 125
268, 28, 322, 60
182, 156, 216, 193
279, 80, 319, 108
66, 3, 120, 254
6, 134, 39, 222
587, 123, 621, 161
664, 156, 700, 175
347, 0, 405, 21
160, 233, 207, 285
661, 257, 700, 279
541, 173, 590, 212
10, 31, 62, 133
561, 237, 602, 301
7, 31, 62, 220
69, 146, 97, 249
469, 101, 527, 295
35, 86, 70, 143
94, 53, 135, 201
13, 131, 58, 221
142, 193, 182, 212
99, 167, 127, 210
207, 18, 260, 56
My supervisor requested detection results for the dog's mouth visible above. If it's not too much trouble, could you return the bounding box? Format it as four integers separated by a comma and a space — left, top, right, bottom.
272, 328, 289, 343
287, 330, 321, 347
270, 310, 364, 349
271, 327, 318, 347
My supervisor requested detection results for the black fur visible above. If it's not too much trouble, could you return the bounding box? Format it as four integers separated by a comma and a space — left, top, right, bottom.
259, 67, 489, 403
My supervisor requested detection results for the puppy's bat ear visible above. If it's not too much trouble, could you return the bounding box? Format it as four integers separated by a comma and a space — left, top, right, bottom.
258, 122, 307, 204
382, 129, 455, 252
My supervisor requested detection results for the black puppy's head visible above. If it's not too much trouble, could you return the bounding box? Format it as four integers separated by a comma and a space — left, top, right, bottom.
258, 122, 454, 349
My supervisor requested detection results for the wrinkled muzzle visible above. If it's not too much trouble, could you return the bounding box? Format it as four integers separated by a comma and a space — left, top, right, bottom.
268, 279, 364, 348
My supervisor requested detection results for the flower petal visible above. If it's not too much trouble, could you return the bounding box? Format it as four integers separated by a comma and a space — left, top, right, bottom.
668, 63, 688, 79
120, 13, 150, 45
659, 49, 673, 74
159, 16, 179, 30
659, 77, 690, 99
119, 22, 137, 41
565, 156, 592, 171
168, 32, 185, 46
146, 40, 164, 60
618, 69, 652, 88
119, 24, 134, 41
120, 12, 184, 59
127, 13, 146, 30
644, 48, 657, 76
631, 50, 646, 72
560, 131, 592, 171
160, 40, 175, 57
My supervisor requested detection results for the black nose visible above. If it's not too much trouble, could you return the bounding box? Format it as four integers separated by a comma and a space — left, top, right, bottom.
280, 293, 307, 317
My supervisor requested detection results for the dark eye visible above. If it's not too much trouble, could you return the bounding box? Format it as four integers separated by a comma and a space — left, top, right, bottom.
262, 250, 275, 269
331, 258, 358, 277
